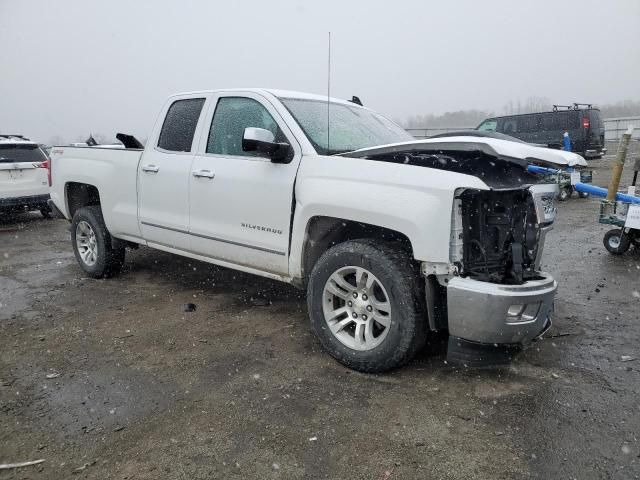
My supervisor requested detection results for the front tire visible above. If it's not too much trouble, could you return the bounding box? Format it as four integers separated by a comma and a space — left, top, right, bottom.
71, 206, 125, 278
307, 239, 426, 373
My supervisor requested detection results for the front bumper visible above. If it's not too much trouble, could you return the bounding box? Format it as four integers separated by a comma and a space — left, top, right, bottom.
0, 194, 50, 209
446, 273, 556, 345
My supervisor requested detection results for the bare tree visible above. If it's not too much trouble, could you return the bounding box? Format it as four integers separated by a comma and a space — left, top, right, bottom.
599, 100, 640, 118
502, 96, 551, 114
404, 109, 494, 128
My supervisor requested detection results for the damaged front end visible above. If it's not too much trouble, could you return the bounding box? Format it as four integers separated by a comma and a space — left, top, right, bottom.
455, 184, 557, 285
343, 138, 559, 362
443, 183, 558, 365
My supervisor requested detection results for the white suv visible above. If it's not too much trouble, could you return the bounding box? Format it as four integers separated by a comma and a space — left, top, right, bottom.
0, 135, 51, 217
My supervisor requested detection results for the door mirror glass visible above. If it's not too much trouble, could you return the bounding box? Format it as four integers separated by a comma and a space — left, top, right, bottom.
242, 127, 290, 163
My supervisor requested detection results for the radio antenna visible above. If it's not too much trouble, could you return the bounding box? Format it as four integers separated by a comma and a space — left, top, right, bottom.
327, 31, 331, 153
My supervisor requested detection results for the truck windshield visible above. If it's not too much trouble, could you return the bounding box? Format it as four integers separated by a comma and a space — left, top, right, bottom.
477, 119, 498, 132
0, 144, 48, 163
280, 98, 412, 155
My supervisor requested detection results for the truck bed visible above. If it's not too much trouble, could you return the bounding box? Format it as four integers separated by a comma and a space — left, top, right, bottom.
49, 146, 143, 240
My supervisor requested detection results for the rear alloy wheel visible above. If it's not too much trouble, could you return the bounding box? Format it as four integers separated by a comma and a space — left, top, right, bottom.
71, 206, 125, 278
76, 221, 99, 266
307, 239, 426, 372
603, 229, 631, 255
578, 191, 590, 199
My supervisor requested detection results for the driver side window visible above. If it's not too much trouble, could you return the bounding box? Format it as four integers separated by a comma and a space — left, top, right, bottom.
207, 97, 285, 157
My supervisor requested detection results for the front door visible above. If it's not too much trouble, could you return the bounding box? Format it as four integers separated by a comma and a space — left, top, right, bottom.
188, 93, 301, 275
138, 97, 206, 251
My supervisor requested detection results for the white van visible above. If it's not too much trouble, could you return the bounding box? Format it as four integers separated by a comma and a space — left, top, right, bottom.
0, 135, 51, 217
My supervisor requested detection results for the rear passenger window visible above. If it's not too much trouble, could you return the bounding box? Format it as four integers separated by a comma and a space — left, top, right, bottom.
502, 118, 518, 135
543, 112, 569, 130
517, 116, 539, 133
157, 98, 205, 152
541, 113, 555, 130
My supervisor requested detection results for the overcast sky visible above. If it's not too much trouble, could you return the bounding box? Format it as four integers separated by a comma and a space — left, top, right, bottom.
1, 0, 638, 143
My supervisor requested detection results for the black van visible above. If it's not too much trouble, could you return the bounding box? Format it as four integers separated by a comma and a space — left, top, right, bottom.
476, 104, 606, 158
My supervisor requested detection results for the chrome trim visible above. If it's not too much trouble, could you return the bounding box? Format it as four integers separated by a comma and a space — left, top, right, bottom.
140, 221, 286, 256
449, 196, 464, 263
529, 184, 559, 224
446, 273, 557, 345
534, 224, 553, 270
192, 170, 215, 178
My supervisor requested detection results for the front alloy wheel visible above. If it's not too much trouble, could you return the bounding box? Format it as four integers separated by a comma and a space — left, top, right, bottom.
307, 239, 427, 373
323, 266, 391, 351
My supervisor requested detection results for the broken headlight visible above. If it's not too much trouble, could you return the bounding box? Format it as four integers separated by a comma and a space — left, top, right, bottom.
529, 184, 559, 225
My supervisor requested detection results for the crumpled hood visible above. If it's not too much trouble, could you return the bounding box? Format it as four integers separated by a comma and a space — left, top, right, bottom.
345, 136, 587, 168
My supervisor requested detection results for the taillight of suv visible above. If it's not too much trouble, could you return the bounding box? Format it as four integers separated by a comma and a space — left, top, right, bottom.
582, 117, 590, 129
35, 159, 52, 186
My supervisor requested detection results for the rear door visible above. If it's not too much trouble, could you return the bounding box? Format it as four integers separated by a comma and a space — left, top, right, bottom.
188, 92, 301, 275
0, 143, 48, 200
542, 111, 571, 149
587, 109, 605, 148
138, 97, 207, 251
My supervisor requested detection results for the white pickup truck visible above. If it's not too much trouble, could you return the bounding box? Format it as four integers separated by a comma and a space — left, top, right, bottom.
49, 89, 561, 371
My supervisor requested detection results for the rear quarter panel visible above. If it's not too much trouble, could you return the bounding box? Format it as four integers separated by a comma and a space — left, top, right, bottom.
50, 147, 143, 239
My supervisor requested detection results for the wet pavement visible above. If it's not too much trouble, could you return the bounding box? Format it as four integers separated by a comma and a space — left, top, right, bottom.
1, 142, 639, 479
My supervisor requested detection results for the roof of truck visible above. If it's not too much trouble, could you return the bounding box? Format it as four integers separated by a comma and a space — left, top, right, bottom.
172, 88, 361, 107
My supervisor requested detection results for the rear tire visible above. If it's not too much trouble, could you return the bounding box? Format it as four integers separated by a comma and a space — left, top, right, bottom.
578, 191, 590, 199
71, 206, 125, 278
307, 239, 427, 373
603, 229, 630, 255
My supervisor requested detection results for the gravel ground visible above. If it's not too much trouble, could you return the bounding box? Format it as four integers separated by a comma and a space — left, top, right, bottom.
1, 142, 639, 479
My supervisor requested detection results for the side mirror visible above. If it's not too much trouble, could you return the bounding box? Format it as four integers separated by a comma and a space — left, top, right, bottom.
242, 127, 291, 163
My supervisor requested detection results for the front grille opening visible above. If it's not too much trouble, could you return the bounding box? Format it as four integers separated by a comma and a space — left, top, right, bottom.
459, 189, 540, 285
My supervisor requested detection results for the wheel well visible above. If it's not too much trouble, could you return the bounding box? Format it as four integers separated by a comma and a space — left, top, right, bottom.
302, 216, 414, 282
66, 182, 101, 218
